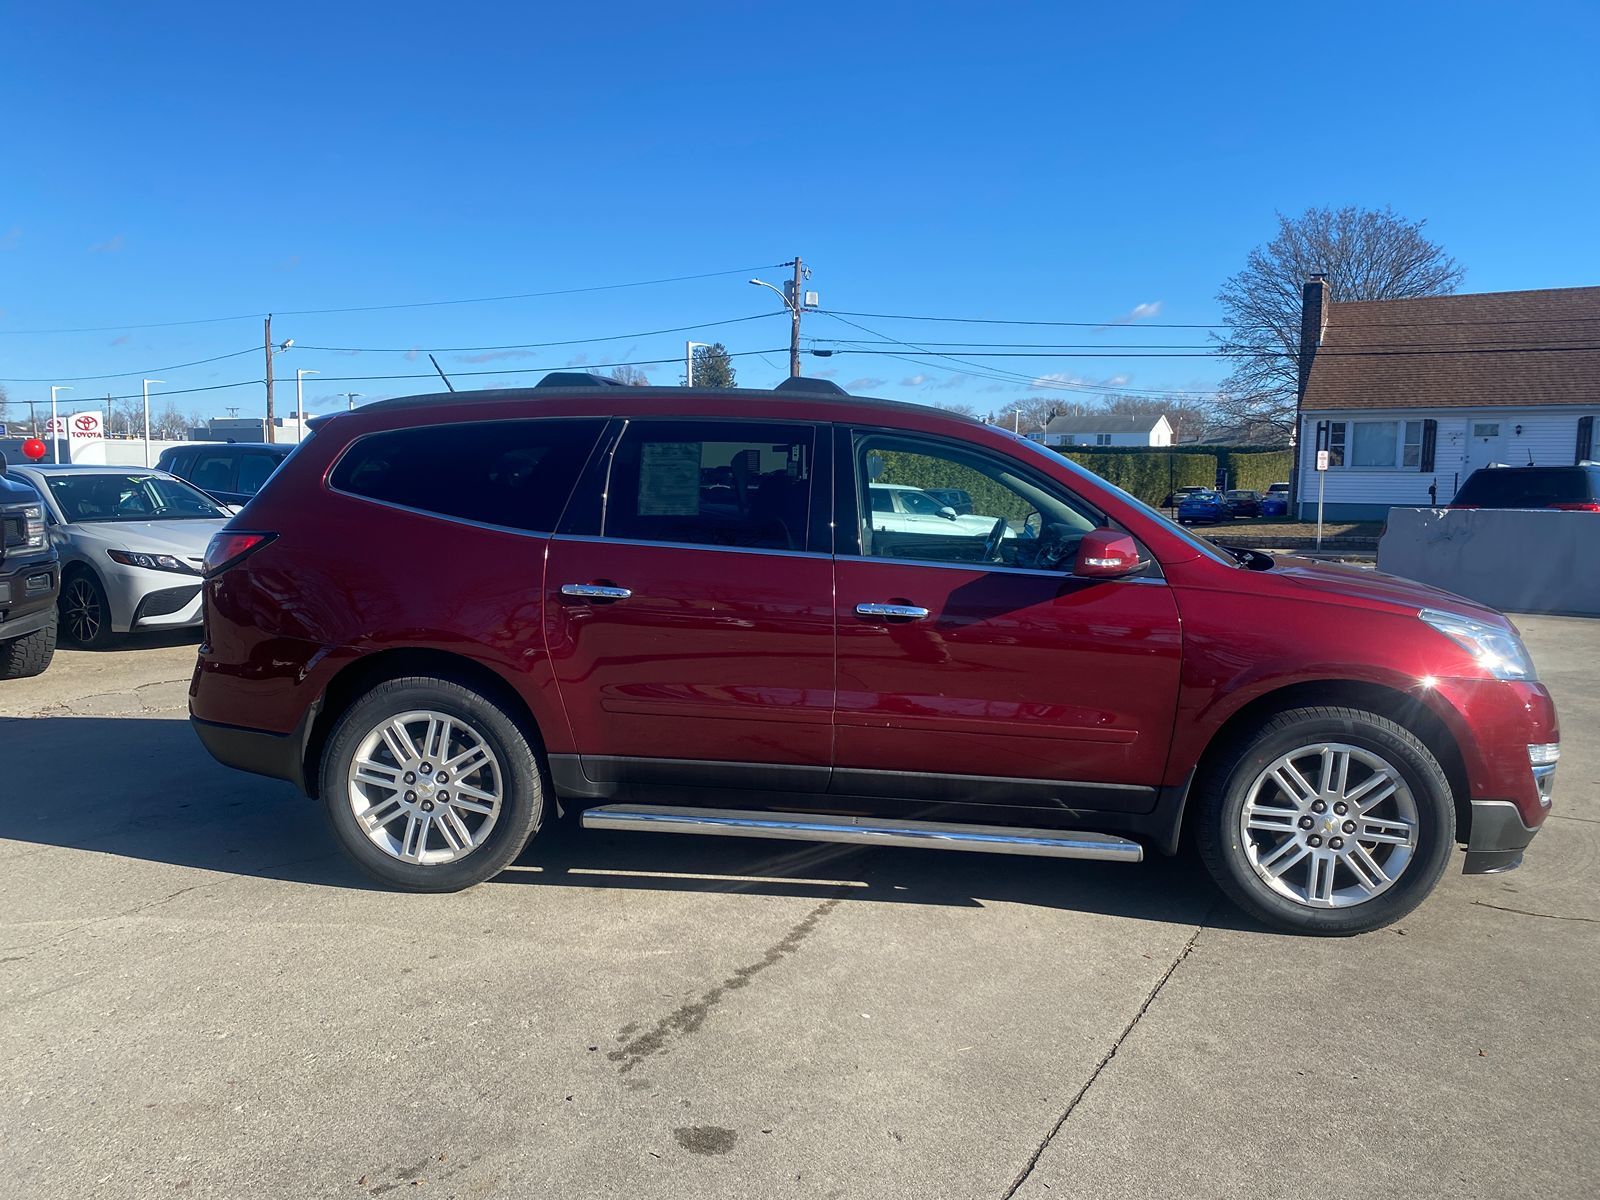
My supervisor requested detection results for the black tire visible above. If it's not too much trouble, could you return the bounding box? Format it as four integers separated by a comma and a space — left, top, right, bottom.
59, 568, 117, 648
1195, 706, 1455, 936
318, 674, 544, 891
0, 613, 57, 679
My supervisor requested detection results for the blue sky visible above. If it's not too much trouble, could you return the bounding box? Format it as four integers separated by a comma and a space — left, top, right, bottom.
2, 0, 1597, 422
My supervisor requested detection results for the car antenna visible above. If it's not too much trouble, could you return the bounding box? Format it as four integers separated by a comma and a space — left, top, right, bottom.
428, 353, 456, 393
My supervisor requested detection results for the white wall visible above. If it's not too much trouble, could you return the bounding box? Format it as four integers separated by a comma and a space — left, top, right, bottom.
1296, 407, 1599, 516
1379, 508, 1600, 615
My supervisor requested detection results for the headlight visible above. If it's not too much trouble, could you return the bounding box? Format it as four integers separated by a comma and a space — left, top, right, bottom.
24, 505, 45, 548
107, 548, 200, 575
1419, 608, 1537, 681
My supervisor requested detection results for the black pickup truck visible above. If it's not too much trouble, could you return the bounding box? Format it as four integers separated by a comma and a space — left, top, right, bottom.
0, 451, 60, 679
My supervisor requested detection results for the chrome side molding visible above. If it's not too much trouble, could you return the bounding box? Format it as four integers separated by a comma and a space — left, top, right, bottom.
579, 805, 1143, 862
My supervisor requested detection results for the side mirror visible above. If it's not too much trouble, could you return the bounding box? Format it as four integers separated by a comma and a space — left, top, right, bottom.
938, 506, 958, 520
1073, 529, 1143, 579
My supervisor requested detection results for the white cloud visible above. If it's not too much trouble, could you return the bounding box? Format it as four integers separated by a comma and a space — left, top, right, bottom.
1097, 300, 1163, 329
848, 377, 888, 390
900, 373, 931, 387
89, 234, 125, 253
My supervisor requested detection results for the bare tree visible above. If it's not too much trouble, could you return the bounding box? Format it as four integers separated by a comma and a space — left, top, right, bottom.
607, 365, 650, 386
1213, 206, 1464, 436
996, 395, 1093, 434
0, 383, 10, 430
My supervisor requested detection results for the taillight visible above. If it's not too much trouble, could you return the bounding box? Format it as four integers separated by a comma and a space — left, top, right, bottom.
204, 531, 277, 577
1550, 501, 1600, 512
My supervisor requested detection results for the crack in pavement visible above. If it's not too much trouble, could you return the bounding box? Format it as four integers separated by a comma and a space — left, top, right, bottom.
1473, 900, 1600, 924
1001, 901, 1218, 1200
0, 850, 343, 959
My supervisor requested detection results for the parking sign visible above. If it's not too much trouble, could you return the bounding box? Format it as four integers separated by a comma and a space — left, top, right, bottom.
1316, 449, 1330, 472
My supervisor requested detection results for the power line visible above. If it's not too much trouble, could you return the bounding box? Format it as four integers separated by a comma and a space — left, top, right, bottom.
0, 347, 259, 384
0, 264, 789, 335
293, 312, 781, 354
816, 312, 1221, 398
825, 306, 1600, 331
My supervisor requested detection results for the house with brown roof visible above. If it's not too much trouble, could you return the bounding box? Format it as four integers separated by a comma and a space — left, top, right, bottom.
1294, 280, 1600, 519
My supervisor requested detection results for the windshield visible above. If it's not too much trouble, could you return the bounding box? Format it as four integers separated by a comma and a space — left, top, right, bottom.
46, 472, 228, 522
1007, 435, 1238, 567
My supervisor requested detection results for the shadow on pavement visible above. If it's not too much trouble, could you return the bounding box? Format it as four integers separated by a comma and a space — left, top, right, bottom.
1, 714, 1260, 932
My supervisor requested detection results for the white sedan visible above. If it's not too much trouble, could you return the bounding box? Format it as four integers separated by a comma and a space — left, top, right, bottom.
867, 484, 1017, 538
7, 464, 231, 647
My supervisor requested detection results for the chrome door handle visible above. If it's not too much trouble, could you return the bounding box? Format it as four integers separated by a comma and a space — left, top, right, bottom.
855, 602, 930, 620
561, 584, 633, 600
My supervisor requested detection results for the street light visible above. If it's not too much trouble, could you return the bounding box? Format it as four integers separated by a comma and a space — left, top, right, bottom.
748, 278, 790, 309
49, 386, 73, 463
685, 341, 712, 387
143, 380, 165, 467
296, 369, 320, 439
341, 392, 362, 411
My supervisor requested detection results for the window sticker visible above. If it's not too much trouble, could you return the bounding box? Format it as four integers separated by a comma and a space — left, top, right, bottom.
637, 442, 702, 516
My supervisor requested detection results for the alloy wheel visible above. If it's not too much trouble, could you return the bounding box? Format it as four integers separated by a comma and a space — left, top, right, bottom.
1239, 742, 1418, 909
64, 578, 103, 644
346, 709, 504, 865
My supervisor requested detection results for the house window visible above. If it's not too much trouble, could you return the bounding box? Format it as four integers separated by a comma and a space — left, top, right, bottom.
1095, 433, 1112, 446
1472, 422, 1501, 439
1401, 421, 1424, 467
1351, 421, 1398, 467
1323, 420, 1424, 469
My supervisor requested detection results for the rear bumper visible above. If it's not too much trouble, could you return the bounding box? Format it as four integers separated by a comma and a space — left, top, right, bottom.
1463, 799, 1541, 874
191, 709, 314, 794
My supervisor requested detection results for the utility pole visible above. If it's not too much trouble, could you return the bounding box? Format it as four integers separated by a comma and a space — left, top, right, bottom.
789, 257, 804, 378
264, 315, 276, 444
748, 257, 813, 379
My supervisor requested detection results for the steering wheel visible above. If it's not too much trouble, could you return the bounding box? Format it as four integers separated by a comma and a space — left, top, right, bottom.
982, 516, 1009, 562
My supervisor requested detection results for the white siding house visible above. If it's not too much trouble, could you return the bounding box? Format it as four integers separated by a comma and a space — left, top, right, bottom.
1032, 413, 1173, 448
1294, 283, 1600, 519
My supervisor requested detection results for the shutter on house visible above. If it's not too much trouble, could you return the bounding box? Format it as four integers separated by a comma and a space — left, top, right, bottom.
1419, 419, 1437, 473
1577, 416, 1595, 465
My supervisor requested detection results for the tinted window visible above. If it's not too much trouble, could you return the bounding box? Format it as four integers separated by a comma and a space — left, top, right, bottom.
189, 450, 237, 495
331, 419, 605, 532
1453, 468, 1595, 507
604, 420, 815, 551
234, 452, 280, 496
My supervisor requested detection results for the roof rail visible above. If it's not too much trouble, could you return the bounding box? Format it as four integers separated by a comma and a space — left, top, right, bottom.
773, 376, 848, 396
533, 371, 628, 389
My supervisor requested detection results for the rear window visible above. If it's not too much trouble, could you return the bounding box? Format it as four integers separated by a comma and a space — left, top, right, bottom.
330, 419, 606, 532
1452, 468, 1596, 507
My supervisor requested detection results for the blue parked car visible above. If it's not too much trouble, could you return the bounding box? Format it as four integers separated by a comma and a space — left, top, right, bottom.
1259, 492, 1289, 517
1176, 490, 1230, 524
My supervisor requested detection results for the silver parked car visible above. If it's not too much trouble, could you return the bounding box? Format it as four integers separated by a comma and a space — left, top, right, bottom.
6, 464, 230, 647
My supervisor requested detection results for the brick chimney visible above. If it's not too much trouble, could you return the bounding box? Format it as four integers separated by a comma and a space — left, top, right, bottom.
1296, 273, 1329, 402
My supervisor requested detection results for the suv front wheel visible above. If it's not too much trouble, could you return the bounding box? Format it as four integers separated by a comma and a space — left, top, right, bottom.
319, 675, 545, 891
1196, 706, 1455, 935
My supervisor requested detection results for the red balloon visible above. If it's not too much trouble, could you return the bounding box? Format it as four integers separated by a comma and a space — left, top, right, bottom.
21, 438, 47, 461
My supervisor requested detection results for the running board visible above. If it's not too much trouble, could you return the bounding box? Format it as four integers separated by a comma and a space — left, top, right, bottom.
579, 805, 1143, 862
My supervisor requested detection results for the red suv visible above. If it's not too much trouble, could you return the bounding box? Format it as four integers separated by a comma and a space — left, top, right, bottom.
190, 376, 1558, 934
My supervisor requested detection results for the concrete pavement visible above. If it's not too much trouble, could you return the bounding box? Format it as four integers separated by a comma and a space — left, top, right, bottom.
1, 618, 1596, 1199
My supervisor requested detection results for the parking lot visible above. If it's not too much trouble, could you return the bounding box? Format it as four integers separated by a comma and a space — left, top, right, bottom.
2, 618, 1597, 1200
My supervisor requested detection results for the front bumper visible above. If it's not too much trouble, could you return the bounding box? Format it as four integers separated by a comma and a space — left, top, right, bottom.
0, 556, 59, 641
1463, 798, 1543, 874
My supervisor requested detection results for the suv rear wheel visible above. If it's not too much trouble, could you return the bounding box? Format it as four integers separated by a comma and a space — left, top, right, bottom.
319, 675, 545, 891
1196, 706, 1455, 935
